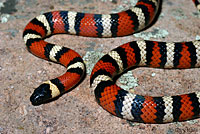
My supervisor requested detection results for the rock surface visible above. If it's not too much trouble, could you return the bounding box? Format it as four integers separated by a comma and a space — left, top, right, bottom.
0, 0, 200, 133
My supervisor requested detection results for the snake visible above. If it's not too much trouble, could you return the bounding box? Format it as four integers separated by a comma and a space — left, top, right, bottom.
23, 0, 200, 123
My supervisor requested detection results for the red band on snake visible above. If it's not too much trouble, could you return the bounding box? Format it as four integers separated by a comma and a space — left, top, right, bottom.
23, 0, 200, 123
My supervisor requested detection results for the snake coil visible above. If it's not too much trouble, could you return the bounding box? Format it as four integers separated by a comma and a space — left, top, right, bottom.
23, 0, 200, 123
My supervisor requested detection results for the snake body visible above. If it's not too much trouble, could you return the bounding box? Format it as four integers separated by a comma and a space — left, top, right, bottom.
23, 0, 200, 123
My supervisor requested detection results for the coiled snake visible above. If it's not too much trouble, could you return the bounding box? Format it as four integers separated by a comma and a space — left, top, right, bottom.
23, 0, 200, 123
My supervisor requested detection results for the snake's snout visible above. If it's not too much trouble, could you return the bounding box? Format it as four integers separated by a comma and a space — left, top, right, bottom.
30, 84, 52, 105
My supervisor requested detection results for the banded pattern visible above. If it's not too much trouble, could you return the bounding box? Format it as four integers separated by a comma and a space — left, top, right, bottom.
89, 0, 200, 123
23, 13, 85, 105
193, 0, 200, 10
23, 0, 200, 123
23, 0, 161, 105
90, 40, 200, 123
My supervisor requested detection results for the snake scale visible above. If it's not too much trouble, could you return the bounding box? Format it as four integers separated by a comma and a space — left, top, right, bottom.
23, 0, 200, 123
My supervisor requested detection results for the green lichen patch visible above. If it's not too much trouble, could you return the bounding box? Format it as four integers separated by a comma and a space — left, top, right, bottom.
118, 70, 138, 92
134, 28, 169, 40
83, 51, 104, 74
0, 0, 18, 14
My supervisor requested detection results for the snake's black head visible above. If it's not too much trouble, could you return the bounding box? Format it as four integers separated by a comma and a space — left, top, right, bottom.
30, 83, 52, 106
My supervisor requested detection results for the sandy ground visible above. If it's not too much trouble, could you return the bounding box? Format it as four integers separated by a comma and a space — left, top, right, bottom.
0, 0, 200, 133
